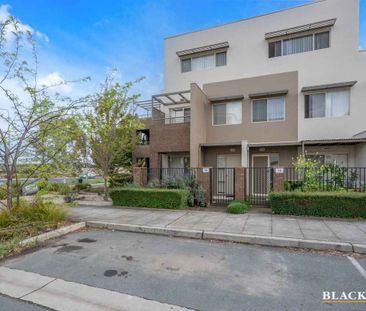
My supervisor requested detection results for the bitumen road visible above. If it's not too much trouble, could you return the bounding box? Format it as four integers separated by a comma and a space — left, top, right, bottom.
1, 230, 366, 311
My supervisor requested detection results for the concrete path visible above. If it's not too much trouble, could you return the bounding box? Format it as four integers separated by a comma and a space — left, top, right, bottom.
70, 205, 366, 253
0, 266, 192, 311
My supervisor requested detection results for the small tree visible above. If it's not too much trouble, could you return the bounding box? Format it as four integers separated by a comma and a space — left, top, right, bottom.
0, 16, 88, 210
84, 72, 142, 200
293, 153, 324, 192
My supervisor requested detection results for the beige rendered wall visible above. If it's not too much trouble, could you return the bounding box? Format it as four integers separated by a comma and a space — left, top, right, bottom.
202, 71, 298, 144
202, 146, 241, 167
354, 143, 366, 167
164, 0, 366, 141
190, 83, 209, 167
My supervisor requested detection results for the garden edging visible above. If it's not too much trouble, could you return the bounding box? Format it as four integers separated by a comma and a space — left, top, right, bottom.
86, 221, 365, 254
19, 222, 86, 247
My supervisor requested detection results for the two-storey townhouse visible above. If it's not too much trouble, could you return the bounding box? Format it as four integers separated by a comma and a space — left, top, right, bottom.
133, 0, 366, 189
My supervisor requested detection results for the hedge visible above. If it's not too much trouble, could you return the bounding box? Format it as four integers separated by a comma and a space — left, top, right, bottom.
269, 192, 366, 218
109, 187, 189, 209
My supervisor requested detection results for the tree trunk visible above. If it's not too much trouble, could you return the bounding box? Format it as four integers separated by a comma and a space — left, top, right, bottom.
103, 176, 108, 201
6, 177, 13, 211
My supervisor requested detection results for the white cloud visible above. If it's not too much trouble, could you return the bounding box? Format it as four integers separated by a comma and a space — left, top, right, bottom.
38, 72, 73, 94
0, 4, 49, 42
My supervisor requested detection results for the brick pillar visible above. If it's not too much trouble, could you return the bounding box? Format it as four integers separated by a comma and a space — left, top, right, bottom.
273, 170, 285, 192
133, 167, 148, 186
234, 167, 246, 201
197, 167, 211, 207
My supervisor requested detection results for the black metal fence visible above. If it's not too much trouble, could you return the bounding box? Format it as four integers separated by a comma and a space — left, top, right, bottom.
147, 168, 199, 185
284, 167, 366, 192
247, 167, 273, 206
211, 168, 235, 206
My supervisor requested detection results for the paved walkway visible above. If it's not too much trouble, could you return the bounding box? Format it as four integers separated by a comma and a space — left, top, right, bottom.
70, 205, 366, 245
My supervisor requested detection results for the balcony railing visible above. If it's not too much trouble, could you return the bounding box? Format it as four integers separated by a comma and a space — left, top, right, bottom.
152, 116, 190, 125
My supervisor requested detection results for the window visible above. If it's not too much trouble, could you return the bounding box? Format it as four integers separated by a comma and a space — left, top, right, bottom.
170, 107, 190, 123
136, 129, 149, 145
305, 90, 350, 118
315, 31, 329, 50
252, 97, 285, 122
269, 31, 330, 58
216, 52, 227, 66
269, 41, 281, 58
212, 101, 242, 125
181, 51, 227, 72
283, 34, 313, 55
181, 59, 191, 73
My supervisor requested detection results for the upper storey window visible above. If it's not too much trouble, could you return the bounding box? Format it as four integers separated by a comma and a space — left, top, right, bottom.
181, 51, 227, 73
177, 41, 229, 73
265, 18, 335, 58
269, 31, 329, 58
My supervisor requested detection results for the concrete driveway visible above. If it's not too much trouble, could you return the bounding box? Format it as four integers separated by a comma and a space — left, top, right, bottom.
1, 229, 366, 311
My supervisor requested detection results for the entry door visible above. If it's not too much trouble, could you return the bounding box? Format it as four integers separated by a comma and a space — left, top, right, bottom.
252, 155, 270, 196
217, 154, 241, 196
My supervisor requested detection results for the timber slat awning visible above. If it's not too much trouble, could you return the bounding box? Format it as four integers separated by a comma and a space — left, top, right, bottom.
248, 90, 288, 99
176, 42, 229, 57
265, 18, 336, 40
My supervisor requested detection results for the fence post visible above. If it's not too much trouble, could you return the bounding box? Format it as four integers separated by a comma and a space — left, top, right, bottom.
235, 167, 246, 200
133, 166, 148, 186
273, 168, 285, 192
197, 167, 211, 207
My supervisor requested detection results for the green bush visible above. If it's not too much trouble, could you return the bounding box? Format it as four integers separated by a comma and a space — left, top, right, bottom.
109, 173, 133, 187
36, 180, 49, 190
56, 184, 71, 195
269, 192, 366, 218
72, 183, 91, 192
0, 187, 6, 200
227, 200, 249, 214
147, 175, 206, 207
109, 187, 189, 209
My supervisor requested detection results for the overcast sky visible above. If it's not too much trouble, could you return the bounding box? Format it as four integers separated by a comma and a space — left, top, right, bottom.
0, 0, 365, 101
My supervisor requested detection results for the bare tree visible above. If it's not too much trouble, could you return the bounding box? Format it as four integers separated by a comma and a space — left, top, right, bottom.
0, 16, 88, 210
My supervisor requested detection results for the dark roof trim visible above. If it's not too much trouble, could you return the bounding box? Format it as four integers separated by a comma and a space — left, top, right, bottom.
265, 18, 336, 40
176, 42, 229, 57
209, 95, 244, 103
302, 138, 366, 145
301, 81, 357, 93
200, 142, 241, 147
248, 90, 288, 99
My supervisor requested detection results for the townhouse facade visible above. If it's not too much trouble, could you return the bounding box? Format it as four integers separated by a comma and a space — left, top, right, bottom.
133, 0, 366, 177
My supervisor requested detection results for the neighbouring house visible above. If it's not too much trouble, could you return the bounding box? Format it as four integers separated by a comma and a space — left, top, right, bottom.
133, 0, 366, 204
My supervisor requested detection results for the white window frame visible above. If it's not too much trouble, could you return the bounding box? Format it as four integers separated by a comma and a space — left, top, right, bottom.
305, 90, 350, 119
212, 101, 242, 126
181, 50, 227, 73
269, 30, 331, 58
251, 96, 286, 123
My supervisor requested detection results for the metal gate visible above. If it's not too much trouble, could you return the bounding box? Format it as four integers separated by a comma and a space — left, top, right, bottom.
248, 167, 273, 206
211, 168, 235, 205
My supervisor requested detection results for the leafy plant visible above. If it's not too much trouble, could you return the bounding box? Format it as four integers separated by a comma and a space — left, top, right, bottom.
227, 200, 249, 214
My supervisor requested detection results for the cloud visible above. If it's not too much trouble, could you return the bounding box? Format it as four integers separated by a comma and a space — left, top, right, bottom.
38, 72, 73, 94
0, 4, 49, 42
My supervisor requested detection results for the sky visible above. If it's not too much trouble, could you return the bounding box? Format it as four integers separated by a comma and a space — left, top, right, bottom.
0, 0, 365, 100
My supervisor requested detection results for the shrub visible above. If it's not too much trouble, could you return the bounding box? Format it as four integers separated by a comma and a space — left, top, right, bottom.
0, 187, 6, 200
109, 187, 189, 209
269, 192, 366, 218
147, 175, 206, 207
227, 200, 249, 214
56, 184, 71, 195
36, 180, 49, 191
73, 183, 91, 192
109, 173, 133, 187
